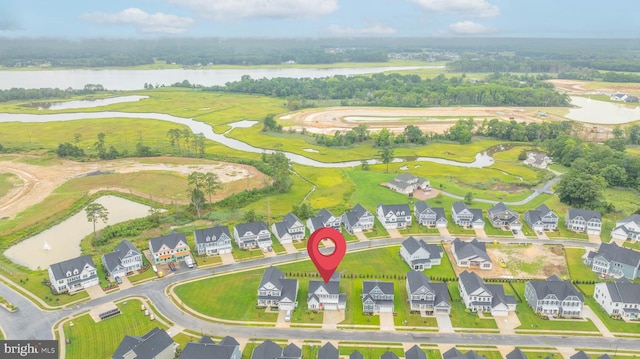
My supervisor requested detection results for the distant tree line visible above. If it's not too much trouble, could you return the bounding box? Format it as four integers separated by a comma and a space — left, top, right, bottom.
205, 72, 569, 107
0, 84, 105, 103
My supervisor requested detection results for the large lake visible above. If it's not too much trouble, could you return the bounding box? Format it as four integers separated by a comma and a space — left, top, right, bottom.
567, 96, 640, 124
0, 66, 441, 91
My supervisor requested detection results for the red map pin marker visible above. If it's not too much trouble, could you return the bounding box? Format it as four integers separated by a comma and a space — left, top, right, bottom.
307, 227, 346, 283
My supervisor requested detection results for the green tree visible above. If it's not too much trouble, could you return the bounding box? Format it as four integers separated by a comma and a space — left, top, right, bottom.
464, 192, 474, 205
203, 172, 222, 207
375, 128, 393, 147
85, 203, 109, 241
188, 171, 206, 217
555, 170, 607, 209
404, 125, 424, 144
94, 132, 106, 159
243, 209, 260, 222
182, 129, 192, 156
292, 203, 314, 220
266, 152, 292, 193
262, 114, 282, 132
378, 147, 394, 174
361, 160, 369, 171
599, 164, 628, 187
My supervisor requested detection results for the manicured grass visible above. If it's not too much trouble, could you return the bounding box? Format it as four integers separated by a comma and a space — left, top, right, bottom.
565, 247, 600, 282
128, 257, 158, 283
293, 165, 353, 212
339, 346, 405, 358
364, 219, 390, 239
242, 173, 313, 220
63, 299, 167, 359
342, 278, 380, 326
523, 352, 561, 359
399, 221, 440, 235
0, 173, 21, 198
510, 282, 598, 332
242, 343, 258, 359
394, 278, 439, 328
343, 170, 407, 211
292, 279, 323, 325
446, 282, 498, 329
302, 345, 320, 358
579, 285, 640, 334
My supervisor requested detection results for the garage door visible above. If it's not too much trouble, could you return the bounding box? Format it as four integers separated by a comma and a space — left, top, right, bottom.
378, 305, 393, 313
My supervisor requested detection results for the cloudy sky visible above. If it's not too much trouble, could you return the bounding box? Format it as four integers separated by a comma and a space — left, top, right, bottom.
1, 0, 639, 38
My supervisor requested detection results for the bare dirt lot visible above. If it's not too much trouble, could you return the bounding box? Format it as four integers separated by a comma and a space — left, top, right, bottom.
548, 79, 640, 95
0, 155, 265, 219
444, 242, 567, 279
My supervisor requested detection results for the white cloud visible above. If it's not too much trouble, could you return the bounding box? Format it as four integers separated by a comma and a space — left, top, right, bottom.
328, 22, 397, 37
410, 0, 499, 18
449, 21, 496, 35
168, 0, 338, 21
81, 8, 194, 34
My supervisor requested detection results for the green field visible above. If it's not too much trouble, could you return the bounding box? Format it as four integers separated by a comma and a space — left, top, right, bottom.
565, 247, 600, 282
0, 173, 21, 198
446, 282, 498, 329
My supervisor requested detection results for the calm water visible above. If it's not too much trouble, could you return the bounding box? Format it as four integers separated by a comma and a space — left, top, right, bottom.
26, 95, 149, 110
4, 195, 153, 270
567, 96, 640, 124
0, 66, 441, 91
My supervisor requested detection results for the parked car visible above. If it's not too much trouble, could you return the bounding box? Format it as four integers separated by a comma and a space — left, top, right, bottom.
284, 310, 291, 322
115, 276, 122, 284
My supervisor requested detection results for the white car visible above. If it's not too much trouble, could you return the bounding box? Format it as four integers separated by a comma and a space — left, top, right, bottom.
284, 310, 291, 322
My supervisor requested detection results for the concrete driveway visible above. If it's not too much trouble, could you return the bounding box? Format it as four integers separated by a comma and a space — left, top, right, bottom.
322, 310, 344, 329
495, 312, 521, 334
435, 313, 454, 333
379, 312, 395, 331
474, 229, 488, 238
275, 310, 291, 328
386, 228, 403, 239
355, 232, 368, 242
219, 252, 236, 265
513, 230, 527, 240
282, 242, 298, 254
582, 305, 613, 338
438, 227, 452, 238
85, 284, 106, 300
535, 231, 549, 240
588, 234, 602, 245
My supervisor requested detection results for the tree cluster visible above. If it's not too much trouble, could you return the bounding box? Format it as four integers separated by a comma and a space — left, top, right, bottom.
0, 84, 105, 103
166, 128, 206, 157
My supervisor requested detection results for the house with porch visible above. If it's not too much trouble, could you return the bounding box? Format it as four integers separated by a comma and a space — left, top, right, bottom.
386, 173, 430, 195
400, 236, 443, 270
149, 232, 191, 264
193, 225, 233, 256
376, 203, 412, 229
452, 238, 492, 270
342, 204, 375, 234
487, 202, 522, 231
307, 273, 346, 310
113, 327, 177, 359
307, 208, 342, 233
102, 240, 143, 280
524, 204, 558, 232
611, 214, 640, 241
524, 275, 583, 318
458, 270, 515, 316
406, 270, 450, 314
49, 255, 99, 294
594, 280, 640, 321
451, 202, 485, 229
566, 208, 602, 235
234, 221, 271, 250
414, 201, 447, 228
256, 266, 298, 311
362, 280, 395, 314
585, 242, 640, 280
272, 213, 305, 244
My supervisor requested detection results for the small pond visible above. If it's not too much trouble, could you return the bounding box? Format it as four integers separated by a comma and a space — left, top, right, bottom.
24, 95, 149, 110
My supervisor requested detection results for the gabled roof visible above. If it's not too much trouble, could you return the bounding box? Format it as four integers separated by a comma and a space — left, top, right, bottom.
309, 279, 340, 296
381, 351, 399, 359
252, 340, 283, 359
274, 222, 291, 238
220, 336, 240, 346
103, 240, 139, 273
600, 282, 640, 305
179, 342, 237, 359
443, 348, 487, 359
453, 238, 490, 262
259, 266, 285, 290
452, 202, 470, 214
569, 351, 590, 359
343, 204, 372, 226
414, 201, 433, 214
487, 202, 512, 216
506, 348, 528, 359
459, 270, 490, 296
149, 232, 187, 253
283, 343, 301, 358
317, 208, 336, 222
362, 280, 394, 295
405, 345, 427, 359
236, 221, 269, 236
567, 208, 601, 222
528, 275, 582, 302
194, 225, 231, 245
469, 209, 484, 222
350, 350, 364, 359
49, 255, 96, 281
535, 204, 554, 217
318, 342, 339, 359
112, 327, 174, 359
406, 270, 434, 294
282, 213, 302, 227
395, 172, 417, 182
198, 336, 215, 344
401, 236, 443, 258
280, 279, 298, 302
594, 242, 640, 268
378, 204, 411, 216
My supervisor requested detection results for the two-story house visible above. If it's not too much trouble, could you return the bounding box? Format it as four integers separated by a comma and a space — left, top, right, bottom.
113, 327, 177, 359
458, 270, 515, 316
251, 340, 301, 359
443, 348, 488, 359
234, 221, 271, 250
406, 270, 451, 314
452, 238, 492, 270
307, 273, 346, 310
342, 204, 374, 234
405, 345, 427, 359
256, 266, 298, 311
179, 336, 241, 359
318, 343, 339, 359
594, 279, 640, 320
362, 280, 395, 314
487, 202, 522, 230
611, 214, 640, 241
102, 240, 143, 280
149, 232, 191, 264
524, 204, 558, 232
585, 242, 640, 280
307, 208, 342, 233
48, 255, 99, 294
566, 208, 602, 235
272, 213, 306, 244
193, 225, 233, 256
400, 236, 443, 270
376, 204, 412, 229
414, 201, 447, 228
386, 173, 430, 195
524, 275, 583, 317
451, 202, 485, 229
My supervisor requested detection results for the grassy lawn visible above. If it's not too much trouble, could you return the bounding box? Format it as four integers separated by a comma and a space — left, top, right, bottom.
343, 170, 407, 211
128, 257, 158, 283
398, 221, 440, 236
242, 343, 258, 359
364, 219, 390, 239
291, 279, 323, 325
292, 166, 353, 212
523, 352, 561, 359
394, 279, 439, 328
0, 172, 21, 198
339, 346, 405, 358
302, 345, 320, 358
63, 299, 167, 359
446, 282, 498, 329
579, 284, 640, 334
564, 247, 600, 282
510, 282, 598, 332
604, 187, 640, 219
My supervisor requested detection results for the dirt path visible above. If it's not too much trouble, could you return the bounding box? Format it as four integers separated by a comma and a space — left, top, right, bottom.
0, 156, 264, 219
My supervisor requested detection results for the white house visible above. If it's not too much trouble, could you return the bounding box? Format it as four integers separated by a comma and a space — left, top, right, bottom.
458, 270, 515, 317
49, 255, 99, 294
611, 214, 640, 241
566, 208, 602, 235
272, 213, 305, 244
102, 240, 143, 280
193, 225, 233, 255
386, 173, 430, 195
376, 204, 412, 229
451, 202, 485, 229
257, 266, 298, 311
452, 238, 492, 270
400, 236, 443, 270
414, 202, 447, 228
594, 280, 640, 320
307, 274, 346, 311
342, 204, 375, 234
362, 281, 394, 314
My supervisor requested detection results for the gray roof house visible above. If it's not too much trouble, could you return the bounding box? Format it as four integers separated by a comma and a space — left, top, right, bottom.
362, 280, 395, 314
487, 202, 522, 230
611, 214, 640, 241
566, 208, 602, 235
257, 266, 298, 311
451, 202, 485, 229
594, 279, 640, 320
318, 342, 339, 359
524, 204, 558, 232
381, 351, 399, 359
400, 236, 443, 270
251, 340, 301, 359
525, 152, 551, 169
350, 351, 364, 359
405, 345, 427, 359
386, 173, 430, 195
585, 242, 640, 280
149, 232, 191, 264
342, 204, 375, 234
443, 348, 488, 359
234, 221, 271, 250
272, 213, 306, 244
452, 238, 492, 270
307, 208, 342, 233
458, 270, 516, 316
571, 352, 611, 359
48, 255, 99, 294
102, 240, 143, 280
179, 336, 241, 359
112, 327, 177, 359
414, 201, 447, 228
506, 348, 528, 359
524, 275, 583, 317
194, 225, 233, 256
308, 273, 346, 311
406, 270, 451, 314
376, 203, 412, 229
